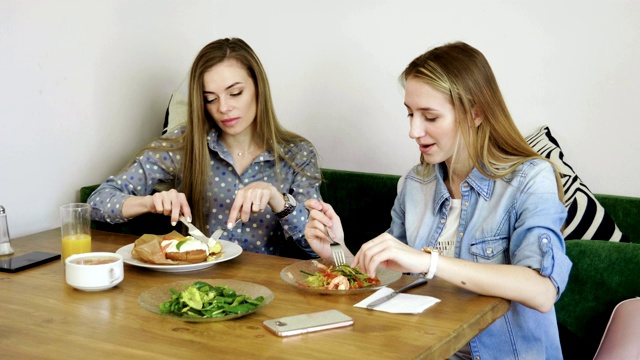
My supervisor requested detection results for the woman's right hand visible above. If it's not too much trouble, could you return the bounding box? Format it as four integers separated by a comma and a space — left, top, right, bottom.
352, 233, 429, 277
122, 189, 192, 226
303, 199, 350, 260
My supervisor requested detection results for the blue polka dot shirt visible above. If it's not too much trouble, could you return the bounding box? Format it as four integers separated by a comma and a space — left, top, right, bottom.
88, 126, 323, 256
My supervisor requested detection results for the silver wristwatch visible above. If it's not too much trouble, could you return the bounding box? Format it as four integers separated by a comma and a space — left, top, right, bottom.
275, 193, 296, 219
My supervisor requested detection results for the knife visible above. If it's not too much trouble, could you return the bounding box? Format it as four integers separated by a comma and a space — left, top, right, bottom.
179, 216, 210, 244
366, 277, 429, 309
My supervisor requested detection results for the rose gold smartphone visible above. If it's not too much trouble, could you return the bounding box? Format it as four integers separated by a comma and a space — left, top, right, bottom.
262, 309, 354, 337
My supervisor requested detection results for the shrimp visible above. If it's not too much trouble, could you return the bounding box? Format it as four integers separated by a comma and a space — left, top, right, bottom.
326, 275, 350, 290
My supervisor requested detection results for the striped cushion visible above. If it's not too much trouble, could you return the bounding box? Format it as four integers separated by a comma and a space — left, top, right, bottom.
526, 126, 628, 242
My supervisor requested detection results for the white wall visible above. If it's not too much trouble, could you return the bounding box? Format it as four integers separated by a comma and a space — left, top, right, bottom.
2, 0, 639, 238
1, 0, 216, 237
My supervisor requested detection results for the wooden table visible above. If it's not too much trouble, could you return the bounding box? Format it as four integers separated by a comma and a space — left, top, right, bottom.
0, 229, 509, 359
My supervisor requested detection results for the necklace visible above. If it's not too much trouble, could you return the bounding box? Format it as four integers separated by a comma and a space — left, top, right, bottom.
222, 138, 258, 156
235, 145, 258, 156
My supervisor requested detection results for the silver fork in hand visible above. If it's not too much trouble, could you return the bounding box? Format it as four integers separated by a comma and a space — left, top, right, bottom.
210, 218, 242, 242
325, 225, 346, 266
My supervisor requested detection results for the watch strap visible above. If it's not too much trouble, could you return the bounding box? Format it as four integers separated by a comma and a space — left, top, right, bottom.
275, 193, 296, 219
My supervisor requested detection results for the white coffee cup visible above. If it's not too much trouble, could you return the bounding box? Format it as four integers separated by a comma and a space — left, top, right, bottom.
65, 252, 124, 291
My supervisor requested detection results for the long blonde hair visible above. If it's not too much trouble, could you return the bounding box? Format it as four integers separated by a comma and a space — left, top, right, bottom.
400, 42, 563, 200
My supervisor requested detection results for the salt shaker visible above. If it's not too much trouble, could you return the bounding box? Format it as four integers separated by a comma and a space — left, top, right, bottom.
0, 205, 15, 255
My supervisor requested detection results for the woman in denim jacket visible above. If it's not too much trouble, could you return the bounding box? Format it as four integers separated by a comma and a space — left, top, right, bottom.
305, 42, 572, 359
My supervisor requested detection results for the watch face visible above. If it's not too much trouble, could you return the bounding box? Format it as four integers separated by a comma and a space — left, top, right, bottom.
285, 193, 297, 207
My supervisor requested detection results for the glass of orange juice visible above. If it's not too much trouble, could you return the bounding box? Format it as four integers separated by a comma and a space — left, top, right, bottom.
60, 203, 92, 261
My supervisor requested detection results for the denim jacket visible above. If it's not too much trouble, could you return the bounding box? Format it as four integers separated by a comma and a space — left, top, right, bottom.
389, 160, 571, 360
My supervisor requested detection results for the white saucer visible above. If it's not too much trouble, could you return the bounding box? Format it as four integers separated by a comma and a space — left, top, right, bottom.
68, 277, 123, 292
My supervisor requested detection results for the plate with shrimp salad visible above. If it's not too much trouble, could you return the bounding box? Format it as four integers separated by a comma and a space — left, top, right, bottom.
280, 259, 402, 295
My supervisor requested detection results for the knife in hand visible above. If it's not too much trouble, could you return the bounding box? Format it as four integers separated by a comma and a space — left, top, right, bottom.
179, 216, 210, 245
366, 277, 429, 309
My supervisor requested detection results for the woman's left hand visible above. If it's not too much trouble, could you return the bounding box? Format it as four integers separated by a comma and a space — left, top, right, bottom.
227, 181, 281, 228
352, 233, 429, 277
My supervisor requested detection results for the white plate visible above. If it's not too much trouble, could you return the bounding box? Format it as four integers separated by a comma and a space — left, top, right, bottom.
115, 240, 243, 273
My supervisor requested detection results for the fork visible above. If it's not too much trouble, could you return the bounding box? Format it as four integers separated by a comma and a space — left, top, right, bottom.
325, 225, 346, 266
211, 218, 242, 241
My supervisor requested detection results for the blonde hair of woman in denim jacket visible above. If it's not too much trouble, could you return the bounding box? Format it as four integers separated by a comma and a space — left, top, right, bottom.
304, 42, 572, 359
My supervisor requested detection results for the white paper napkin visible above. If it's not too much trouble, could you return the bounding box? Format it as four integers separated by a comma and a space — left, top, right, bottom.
354, 286, 441, 314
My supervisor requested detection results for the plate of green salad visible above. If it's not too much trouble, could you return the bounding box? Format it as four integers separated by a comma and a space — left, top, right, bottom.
139, 279, 274, 322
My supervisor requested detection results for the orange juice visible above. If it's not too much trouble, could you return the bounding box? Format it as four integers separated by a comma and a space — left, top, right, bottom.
61, 234, 92, 261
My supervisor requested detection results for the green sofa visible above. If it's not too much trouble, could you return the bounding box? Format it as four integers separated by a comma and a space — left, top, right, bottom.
81, 168, 640, 359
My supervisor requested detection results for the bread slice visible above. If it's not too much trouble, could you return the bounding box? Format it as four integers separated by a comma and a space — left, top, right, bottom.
165, 249, 208, 263
161, 237, 209, 264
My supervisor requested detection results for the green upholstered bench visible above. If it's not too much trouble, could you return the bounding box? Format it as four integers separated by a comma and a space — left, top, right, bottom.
81, 168, 640, 358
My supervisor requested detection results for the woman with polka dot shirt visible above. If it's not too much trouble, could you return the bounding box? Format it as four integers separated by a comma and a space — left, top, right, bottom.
88, 38, 323, 256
